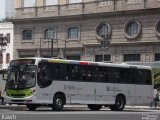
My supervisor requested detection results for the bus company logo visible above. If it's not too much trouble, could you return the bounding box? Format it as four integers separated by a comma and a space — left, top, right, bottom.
105, 86, 121, 92
64, 85, 82, 91
64, 85, 75, 90
142, 114, 159, 120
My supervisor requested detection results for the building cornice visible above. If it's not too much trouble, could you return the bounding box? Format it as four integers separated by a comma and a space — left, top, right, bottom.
10, 8, 160, 24
83, 41, 160, 47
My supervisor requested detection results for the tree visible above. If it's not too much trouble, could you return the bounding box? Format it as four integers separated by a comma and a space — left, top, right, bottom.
0, 17, 10, 23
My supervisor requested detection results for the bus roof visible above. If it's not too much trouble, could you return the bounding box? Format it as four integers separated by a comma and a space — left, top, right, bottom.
14, 57, 152, 70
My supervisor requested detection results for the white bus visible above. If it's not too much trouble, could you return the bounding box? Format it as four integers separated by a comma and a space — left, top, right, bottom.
4, 58, 153, 111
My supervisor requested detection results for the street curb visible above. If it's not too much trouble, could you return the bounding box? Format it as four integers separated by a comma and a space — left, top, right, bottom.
0, 105, 160, 110
0, 105, 26, 110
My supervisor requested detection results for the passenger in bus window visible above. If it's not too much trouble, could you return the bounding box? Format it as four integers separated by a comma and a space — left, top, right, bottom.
65, 72, 69, 81
87, 70, 92, 81
103, 72, 108, 82
39, 67, 52, 87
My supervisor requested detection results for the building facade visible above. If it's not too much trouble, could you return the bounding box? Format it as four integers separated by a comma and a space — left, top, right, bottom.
0, 22, 14, 69
12, 0, 160, 62
5, 0, 15, 18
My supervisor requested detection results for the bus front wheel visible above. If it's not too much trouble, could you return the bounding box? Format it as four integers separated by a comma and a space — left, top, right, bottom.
87, 104, 102, 111
52, 94, 64, 111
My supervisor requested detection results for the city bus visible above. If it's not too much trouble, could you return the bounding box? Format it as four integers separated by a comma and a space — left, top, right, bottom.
4, 57, 153, 111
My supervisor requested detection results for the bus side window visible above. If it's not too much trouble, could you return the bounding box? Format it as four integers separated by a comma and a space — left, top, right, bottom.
80, 66, 92, 81
87, 69, 92, 81
58, 64, 69, 81
107, 68, 120, 83
92, 67, 103, 82
81, 67, 87, 81
74, 65, 82, 81
137, 69, 152, 85
103, 67, 109, 82
70, 65, 79, 81
40, 67, 52, 87
51, 63, 58, 80
38, 62, 52, 88
146, 70, 152, 85
122, 69, 135, 84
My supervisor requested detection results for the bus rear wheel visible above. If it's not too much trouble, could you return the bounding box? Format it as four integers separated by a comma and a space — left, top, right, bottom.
109, 95, 126, 111
87, 104, 102, 111
52, 94, 64, 111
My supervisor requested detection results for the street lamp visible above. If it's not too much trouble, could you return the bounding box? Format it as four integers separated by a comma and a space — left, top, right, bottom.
47, 38, 56, 58
39, 37, 56, 58
39, 37, 68, 58
100, 34, 110, 62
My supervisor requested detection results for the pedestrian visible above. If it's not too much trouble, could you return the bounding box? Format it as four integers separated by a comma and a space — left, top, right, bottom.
153, 89, 158, 108
156, 93, 159, 106
0, 90, 4, 105
159, 92, 160, 102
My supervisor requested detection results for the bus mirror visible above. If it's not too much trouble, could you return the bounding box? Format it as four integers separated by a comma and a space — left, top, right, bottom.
2, 78, 7, 81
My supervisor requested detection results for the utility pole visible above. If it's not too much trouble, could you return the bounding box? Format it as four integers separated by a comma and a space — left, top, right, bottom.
39, 37, 42, 57
51, 38, 53, 57
64, 39, 67, 59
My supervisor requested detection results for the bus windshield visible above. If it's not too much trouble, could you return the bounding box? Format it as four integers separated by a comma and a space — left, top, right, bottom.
6, 64, 36, 89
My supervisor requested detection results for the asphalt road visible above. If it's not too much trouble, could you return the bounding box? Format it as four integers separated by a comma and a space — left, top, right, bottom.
0, 107, 160, 120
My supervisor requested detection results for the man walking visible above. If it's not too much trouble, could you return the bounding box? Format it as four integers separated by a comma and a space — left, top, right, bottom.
153, 89, 159, 108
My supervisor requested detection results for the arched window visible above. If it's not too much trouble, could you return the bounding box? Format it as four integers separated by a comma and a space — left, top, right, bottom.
24, 0, 35, 7
6, 53, 10, 63
23, 30, 32, 40
44, 29, 55, 39
127, 22, 138, 37
124, 20, 141, 40
100, 25, 107, 37
95, 23, 111, 40
69, 0, 82, 4
155, 20, 160, 37
67, 27, 79, 39
45, 0, 58, 5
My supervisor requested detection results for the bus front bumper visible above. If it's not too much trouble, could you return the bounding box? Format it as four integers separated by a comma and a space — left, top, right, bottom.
5, 96, 36, 105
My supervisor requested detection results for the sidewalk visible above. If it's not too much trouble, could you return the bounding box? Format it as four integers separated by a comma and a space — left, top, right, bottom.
125, 105, 160, 110
0, 104, 26, 110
